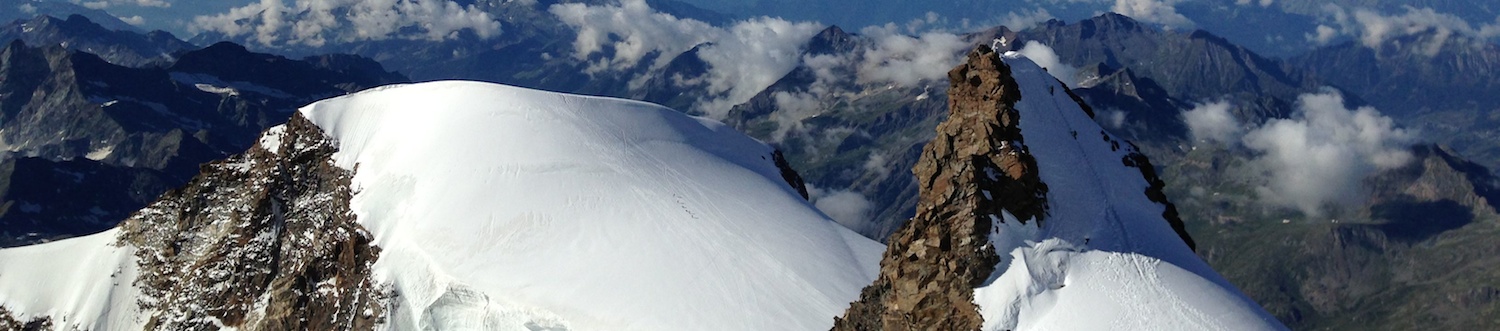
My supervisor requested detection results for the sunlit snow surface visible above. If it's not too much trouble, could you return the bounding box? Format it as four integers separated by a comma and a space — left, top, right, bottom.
0, 229, 144, 330
300, 81, 883, 331
972, 53, 1287, 331
0, 61, 1289, 331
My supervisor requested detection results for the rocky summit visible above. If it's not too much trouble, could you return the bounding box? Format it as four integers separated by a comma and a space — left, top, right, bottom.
831, 45, 1051, 330
118, 113, 384, 330
833, 45, 1208, 330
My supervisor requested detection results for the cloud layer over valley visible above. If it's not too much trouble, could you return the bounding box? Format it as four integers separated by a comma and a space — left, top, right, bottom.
190, 0, 501, 47
1184, 91, 1417, 217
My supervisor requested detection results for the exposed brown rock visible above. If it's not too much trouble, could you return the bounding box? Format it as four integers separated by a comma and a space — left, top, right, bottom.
831, 45, 1048, 331
117, 113, 386, 331
0, 307, 52, 331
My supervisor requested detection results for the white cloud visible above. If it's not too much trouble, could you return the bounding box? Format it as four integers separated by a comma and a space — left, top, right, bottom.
752, 53, 863, 143
1102, 109, 1128, 129
1182, 100, 1241, 144
1352, 7, 1500, 54
999, 8, 1055, 31
691, 18, 827, 117
73, 0, 170, 9
773, 91, 822, 114
1306, 24, 1339, 45
802, 53, 853, 94
856, 24, 969, 87
551, 0, 822, 119
547, 0, 983, 120
863, 151, 891, 175
1234, 0, 1273, 7
1112, 0, 1194, 29
118, 15, 146, 26
1016, 41, 1078, 87
550, 0, 718, 72
903, 11, 946, 35
809, 188, 874, 231
191, 0, 500, 47
798, 26, 969, 91
766, 91, 824, 142
1317, 6, 1500, 54
550, 0, 981, 118
18, 3, 36, 14
1240, 90, 1415, 216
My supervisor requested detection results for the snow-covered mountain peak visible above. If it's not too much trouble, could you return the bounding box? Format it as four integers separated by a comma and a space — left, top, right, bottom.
299, 80, 883, 330
978, 49, 1283, 331
832, 46, 1286, 330
0, 80, 884, 331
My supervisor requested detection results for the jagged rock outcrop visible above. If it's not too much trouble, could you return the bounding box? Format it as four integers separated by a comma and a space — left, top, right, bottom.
0, 307, 50, 331
1123, 146, 1196, 251
773, 149, 811, 199
831, 46, 1048, 331
116, 113, 385, 330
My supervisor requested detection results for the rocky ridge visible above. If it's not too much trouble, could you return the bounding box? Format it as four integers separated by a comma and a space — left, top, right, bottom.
831, 46, 1047, 330
0, 307, 50, 331
831, 44, 1199, 329
115, 113, 384, 330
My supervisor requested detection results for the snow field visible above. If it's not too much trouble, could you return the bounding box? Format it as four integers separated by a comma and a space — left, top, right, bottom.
0, 229, 144, 330
972, 53, 1286, 331
300, 81, 883, 331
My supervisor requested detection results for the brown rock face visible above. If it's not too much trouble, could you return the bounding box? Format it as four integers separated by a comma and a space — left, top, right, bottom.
117, 113, 386, 331
831, 46, 1048, 331
0, 307, 51, 331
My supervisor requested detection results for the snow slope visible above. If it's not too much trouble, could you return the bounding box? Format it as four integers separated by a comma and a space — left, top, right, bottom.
972, 53, 1287, 330
0, 229, 143, 330
299, 81, 883, 331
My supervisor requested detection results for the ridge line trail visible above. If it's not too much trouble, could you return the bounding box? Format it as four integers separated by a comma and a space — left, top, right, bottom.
1019, 71, 1134, 251
1015, 61, 1229, 331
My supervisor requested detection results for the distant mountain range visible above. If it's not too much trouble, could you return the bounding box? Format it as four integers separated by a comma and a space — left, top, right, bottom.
1, 14, 191, 67
0, 43, 1289, 331
0, 15, 406, 246
2, 2, 1499, 329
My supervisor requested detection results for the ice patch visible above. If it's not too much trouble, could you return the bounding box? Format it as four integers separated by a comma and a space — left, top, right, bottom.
0, 229, 147, 330
258, 125, 287, 155
170, 72, 294, 99
193, 84, 241, 97
86, 146, 114, 161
